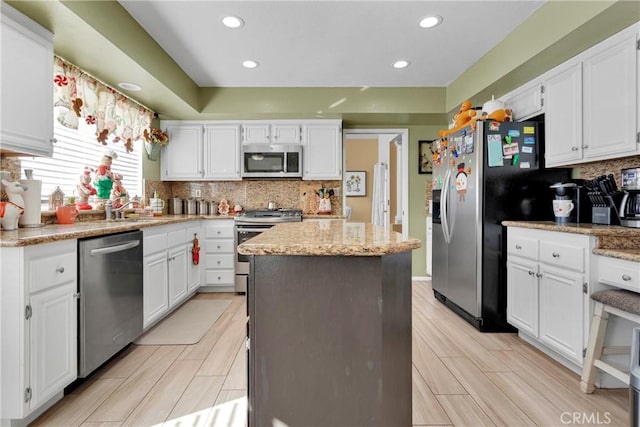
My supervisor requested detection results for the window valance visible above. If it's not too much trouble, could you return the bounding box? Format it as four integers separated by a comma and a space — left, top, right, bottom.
53, 55, 154, 153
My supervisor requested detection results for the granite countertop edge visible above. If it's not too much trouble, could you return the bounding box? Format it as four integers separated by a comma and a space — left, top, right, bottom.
592, 248, 640, 263
0, 215, 232, 247
238, 241, 422, 257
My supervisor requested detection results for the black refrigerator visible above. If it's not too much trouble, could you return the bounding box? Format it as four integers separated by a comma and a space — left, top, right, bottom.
431, 120, 571, 331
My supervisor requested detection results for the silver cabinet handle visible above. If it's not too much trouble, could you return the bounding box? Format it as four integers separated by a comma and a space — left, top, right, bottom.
552, 252, 560, 258
56, 266, 65, 273
217, 261, 221, 265
528, 271, 535, 276
622, 274, 632, 281
515, 245, 522, 250
571, 146, 578, 151
217, 245, 221, 249
536, 273, 543, 278
582, 145, 589, 149
217, 276, 222, 280
50, 138, 58, 144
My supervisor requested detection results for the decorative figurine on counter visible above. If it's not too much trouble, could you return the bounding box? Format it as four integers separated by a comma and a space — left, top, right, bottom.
218, 199, 230, 215
49, 186, 65, 211
110, 173, 128, 208
76, 167, 96, 210
93, 149, 118, 207
0, 179, 27, 230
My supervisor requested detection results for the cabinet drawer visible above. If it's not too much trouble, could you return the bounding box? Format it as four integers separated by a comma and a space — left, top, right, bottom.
29, 251, 76, 293
597, 256, 640, 292
540, 241, 584, 272
205, 239, 234, 254
144, 233, 167, 255
167, 227, 187, 247
507, 235, 538, 260
206, 224, 234, 239
205, 270, 235, 286
205, 254, 234, 269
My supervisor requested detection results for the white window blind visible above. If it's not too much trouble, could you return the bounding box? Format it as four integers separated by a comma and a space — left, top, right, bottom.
20, 109, 143, 204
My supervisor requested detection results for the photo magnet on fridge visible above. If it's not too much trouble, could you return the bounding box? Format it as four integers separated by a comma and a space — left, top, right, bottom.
488, 122, 500, 131
507, 129, 520, 137
524, 136, 535, 144
523, 126, 535, 134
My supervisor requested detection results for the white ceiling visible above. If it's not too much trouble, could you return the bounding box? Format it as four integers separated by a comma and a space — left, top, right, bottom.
119, 0, 545, 88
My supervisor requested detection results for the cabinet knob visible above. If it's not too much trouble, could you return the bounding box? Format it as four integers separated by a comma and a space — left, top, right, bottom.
56, 266, 65, 273
552, 252, 560, 258
571, 146, 579, 151
528, 270, 535, 276
217, 276, 221, 280
536, 273, 543, 278
217, 245, 221, 249
50, 138, 58, 144
515, 245, 522, 250
622, 274, 632, 281
582, 145, 589, 149
217, 261, 221, 265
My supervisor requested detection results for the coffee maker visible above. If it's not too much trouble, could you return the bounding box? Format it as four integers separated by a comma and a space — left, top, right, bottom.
550, 180, 591, 223
619, 167, 640, 228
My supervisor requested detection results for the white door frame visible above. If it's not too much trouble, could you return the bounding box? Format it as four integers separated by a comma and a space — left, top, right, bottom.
342, 128, 409, 238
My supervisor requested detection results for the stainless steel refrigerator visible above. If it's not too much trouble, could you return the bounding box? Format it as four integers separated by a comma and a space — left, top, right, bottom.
431, 120, 570, 331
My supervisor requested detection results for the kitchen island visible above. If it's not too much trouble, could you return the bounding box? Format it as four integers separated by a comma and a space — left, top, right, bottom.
238, 220, 420, 426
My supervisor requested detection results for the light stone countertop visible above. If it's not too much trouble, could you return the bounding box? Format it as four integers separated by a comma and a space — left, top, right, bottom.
503, 220, 640, 261
0, 215, 232, 247
237, 220, 421, 256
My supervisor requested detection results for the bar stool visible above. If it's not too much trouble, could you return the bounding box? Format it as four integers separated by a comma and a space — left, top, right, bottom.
581, 289, 640, 393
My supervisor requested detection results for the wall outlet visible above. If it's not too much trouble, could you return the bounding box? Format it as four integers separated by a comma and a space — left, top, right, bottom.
195, 189, 202, 198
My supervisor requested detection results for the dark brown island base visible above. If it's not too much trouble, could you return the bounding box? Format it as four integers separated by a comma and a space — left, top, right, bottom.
238, 220, 421, 427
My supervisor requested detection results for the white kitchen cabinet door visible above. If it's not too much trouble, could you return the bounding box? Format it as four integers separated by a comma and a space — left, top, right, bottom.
242, 123, 271, 144
501, 81, 544, 121
272, 124, 302, 144
168, 246, 188, 308
538, 264, 584, 365
506, 258, 539, 337
302, 123, 342, 180
29, 281, 77, 410
143, 251, 169, 328
161, 125, 203, 180
545, 63, 583, 167
0, 4, 54, 157
582, 32, 638, 161
203, 124, 241, 180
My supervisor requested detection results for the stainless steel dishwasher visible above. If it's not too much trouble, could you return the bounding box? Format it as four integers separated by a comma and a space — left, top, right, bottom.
78, 230, 143, 377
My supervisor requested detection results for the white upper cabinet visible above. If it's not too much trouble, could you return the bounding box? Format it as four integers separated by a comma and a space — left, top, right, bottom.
203, 124, 241, 180
501, 81, 544, 122
545, 63, 583, 167
0, 4, 54, 157
302, 121, 342, 180
161, 124, 203, 180
161, 121, 241, 181
241, 122, 302, 144
545, 24, 639, 167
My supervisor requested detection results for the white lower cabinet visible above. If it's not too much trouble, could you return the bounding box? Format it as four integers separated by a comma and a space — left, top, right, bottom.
507, 227, 594, 368
203, 219, 236, 291
1, 240, 77, 423
143, 222, 200, 329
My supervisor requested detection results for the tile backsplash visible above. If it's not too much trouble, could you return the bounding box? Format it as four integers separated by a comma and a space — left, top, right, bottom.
145, 179, 343, 215
575, 155, 640, 188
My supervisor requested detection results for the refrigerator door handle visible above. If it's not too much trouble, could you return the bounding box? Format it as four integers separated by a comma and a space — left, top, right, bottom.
441, 169, 451, 244
446, 168, 455, 242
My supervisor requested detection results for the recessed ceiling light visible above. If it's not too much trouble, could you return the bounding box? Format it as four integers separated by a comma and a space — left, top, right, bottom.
117, 82, 142, 91
419, 15, 442, 29
222, 16, 244, 28
242, 60, 259, 69
393, 60, 410, 69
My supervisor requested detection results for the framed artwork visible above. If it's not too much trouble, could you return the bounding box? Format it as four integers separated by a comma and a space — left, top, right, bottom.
345, 171, 366, 196
419, 140, 434, 174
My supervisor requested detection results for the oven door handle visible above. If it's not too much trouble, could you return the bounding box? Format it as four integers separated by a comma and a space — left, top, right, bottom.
237, 228, 269, 233
90, 240, 140, 256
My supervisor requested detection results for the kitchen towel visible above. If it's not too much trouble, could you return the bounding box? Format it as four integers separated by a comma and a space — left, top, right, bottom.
134, 299, 231, 345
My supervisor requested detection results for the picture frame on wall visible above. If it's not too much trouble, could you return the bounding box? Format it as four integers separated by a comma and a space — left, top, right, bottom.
345, 171, 366, 196
419, 140, 434, 174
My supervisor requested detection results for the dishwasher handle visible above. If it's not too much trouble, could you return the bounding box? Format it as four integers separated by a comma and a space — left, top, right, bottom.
90, 240, 140, 256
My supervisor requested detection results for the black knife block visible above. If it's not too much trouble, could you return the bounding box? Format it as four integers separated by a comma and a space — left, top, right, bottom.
591, 194, 623, 225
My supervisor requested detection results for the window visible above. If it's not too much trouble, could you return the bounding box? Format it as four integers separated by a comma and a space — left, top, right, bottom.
20, 108, 143, 205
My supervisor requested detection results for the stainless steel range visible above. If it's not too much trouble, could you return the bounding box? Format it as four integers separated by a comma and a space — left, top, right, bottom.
234, 209, 303, 292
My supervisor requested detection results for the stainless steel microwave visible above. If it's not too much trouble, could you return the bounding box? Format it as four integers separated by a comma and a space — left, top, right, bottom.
241, 144, 303, 178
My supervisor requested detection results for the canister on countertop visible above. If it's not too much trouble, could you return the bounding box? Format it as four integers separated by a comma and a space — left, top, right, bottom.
168, 197, 184, 215
208, 201, 217, 215
197, 199, 208, 215
185, 198, 197, 215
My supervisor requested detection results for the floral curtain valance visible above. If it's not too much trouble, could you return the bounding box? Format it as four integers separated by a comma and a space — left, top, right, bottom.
53, 56, 154, 153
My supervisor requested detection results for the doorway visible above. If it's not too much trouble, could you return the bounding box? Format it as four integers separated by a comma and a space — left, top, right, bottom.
342, 129, 409, 238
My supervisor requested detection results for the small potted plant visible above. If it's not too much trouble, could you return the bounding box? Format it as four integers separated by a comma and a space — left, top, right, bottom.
143, 128, 169, 161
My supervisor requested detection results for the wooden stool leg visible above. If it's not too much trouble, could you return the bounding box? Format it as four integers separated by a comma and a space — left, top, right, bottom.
581, 302, 609, 393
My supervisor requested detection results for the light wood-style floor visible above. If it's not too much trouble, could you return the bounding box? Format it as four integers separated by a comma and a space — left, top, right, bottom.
31, 280, 630, 427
